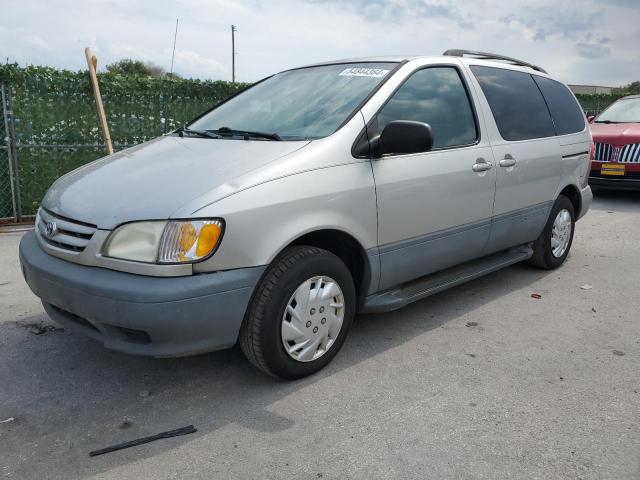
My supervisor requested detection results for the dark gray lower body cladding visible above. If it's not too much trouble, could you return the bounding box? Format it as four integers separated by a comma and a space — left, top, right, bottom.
19, 231, 265, 357
360, 245, 533, 314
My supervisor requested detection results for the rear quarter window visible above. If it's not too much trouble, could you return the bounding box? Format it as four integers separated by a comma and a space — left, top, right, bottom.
533, 76, 586, 135
471, 65, 555, 141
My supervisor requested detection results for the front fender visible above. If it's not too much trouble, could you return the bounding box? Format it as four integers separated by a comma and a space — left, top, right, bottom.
191, 162, 378, 273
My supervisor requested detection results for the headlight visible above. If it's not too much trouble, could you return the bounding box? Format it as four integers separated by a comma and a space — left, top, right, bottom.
158, 220, 223, 263
103, 219, 224, 264
103, 221, 166, 262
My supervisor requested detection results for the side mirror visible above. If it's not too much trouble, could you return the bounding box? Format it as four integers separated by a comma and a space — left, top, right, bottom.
375, 120, 434, 157
587, 115, 595, 124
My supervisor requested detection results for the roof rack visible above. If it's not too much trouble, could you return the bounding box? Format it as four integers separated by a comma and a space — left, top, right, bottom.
443, 49, 547, 74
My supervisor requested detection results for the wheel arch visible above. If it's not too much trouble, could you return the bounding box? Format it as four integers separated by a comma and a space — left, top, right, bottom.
279, 228, 376, 298
557, 183, 581, 218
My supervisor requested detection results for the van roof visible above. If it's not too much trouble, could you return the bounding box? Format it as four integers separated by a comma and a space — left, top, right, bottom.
301, 51, 548, 76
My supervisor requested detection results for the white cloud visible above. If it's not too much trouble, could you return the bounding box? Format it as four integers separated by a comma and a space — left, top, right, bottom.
27, 35, 52, 51
172, 50, 227, 78
0, 0, 638, 86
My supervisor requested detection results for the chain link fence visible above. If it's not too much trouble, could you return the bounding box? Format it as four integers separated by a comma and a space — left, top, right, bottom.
1, 84, 18, 221
574, 93, 626, 117
0, 64, 246, 222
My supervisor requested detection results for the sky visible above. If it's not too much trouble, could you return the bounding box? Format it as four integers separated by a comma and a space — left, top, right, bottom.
1, 0, 639, 86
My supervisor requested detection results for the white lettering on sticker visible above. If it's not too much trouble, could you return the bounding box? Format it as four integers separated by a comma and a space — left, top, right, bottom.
339, 68, 390, 78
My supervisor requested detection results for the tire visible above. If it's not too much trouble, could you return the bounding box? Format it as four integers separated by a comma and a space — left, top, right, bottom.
528, 195, 575, 269
239, 246, 356, 379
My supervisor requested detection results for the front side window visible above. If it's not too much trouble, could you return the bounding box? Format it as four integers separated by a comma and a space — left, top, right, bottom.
189, 63, 396, 140
595, 97, 640, 124
377, 67, 478, 149
471, 65, 555, 141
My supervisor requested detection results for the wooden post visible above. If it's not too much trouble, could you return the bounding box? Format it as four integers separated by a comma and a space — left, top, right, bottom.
85, 48, 113, 155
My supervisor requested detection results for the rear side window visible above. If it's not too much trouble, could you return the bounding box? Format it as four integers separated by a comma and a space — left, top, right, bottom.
533, 76, 585, 135
471, 66, 555, 141
377, 67, 477, 149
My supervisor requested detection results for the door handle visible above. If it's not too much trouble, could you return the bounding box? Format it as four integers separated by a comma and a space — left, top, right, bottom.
472, 158, 493, 172
499, 154, 516, 168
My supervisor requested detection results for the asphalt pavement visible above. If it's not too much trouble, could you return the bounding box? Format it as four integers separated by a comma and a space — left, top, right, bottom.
1, 190, 639, 479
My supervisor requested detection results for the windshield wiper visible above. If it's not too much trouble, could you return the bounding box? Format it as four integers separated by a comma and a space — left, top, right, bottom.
594, 120, 620, 124
175, 126, 222, 139
213, 126, 282, 141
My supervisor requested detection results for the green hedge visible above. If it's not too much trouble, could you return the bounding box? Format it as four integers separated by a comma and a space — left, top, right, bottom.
0, 64, 247, 218
574, 93, 626, 115
0, 63, 630, 219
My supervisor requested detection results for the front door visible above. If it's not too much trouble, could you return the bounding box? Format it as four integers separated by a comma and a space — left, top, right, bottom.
370, 66, 497, 290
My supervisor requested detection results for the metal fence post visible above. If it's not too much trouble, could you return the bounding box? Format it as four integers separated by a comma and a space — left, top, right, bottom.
6, 85, 21, 220
1, 83, 19, 221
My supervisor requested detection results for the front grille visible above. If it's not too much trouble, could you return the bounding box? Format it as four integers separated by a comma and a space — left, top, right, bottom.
594, 142, 640, 163
36, 208, 97, 252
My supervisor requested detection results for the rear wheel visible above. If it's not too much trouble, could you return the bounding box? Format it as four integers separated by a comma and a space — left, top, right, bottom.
239, 246, 355, 379
528, 195, 575, 269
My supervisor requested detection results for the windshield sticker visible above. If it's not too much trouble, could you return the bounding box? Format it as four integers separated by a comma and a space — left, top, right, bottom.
339, 68, 390, 78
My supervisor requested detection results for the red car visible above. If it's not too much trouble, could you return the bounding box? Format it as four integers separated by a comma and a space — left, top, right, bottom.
588, 94, 640, 189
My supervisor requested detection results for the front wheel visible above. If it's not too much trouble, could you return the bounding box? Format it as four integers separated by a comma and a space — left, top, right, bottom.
528, 195, 575, 269
239, 246, 355, 379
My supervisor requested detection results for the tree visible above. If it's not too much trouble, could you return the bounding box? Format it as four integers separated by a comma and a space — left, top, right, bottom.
625, 81, 640, 95
105, 59, 168, 77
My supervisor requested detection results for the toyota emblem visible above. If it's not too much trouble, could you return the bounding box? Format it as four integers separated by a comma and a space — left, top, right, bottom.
45, 221, 57, 238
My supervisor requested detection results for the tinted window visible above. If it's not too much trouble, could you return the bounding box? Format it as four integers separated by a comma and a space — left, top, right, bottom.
471, 66, 555, 141
377, 67, 477, 149
533, 76, 585, 135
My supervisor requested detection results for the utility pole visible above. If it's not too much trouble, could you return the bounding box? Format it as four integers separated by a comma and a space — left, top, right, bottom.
170, 18, 179, 75
231, 24, 237, 83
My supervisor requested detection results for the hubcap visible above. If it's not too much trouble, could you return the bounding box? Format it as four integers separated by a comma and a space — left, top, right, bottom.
551, 208, 572, 258
281, 276, 345, 362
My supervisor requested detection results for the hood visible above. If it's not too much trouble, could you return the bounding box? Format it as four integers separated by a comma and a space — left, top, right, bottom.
589, 122, 640, 146
43, 136, 310, 229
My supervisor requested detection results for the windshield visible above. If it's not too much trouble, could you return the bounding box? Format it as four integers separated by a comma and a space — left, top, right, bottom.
189, 63, 397, 140
596, 97, 640, 123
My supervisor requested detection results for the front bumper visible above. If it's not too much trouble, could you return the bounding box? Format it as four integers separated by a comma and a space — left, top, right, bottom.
19, 231, 265, 357
589, 175, 640, 190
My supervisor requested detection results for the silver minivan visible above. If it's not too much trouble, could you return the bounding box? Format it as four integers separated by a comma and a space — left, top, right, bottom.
20, 50, 592, 379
